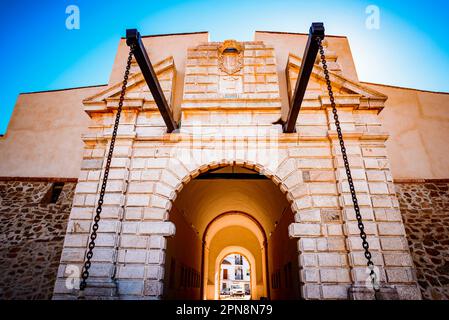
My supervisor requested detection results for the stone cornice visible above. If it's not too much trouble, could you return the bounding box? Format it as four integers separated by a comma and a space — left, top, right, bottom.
81, 129, 389, 144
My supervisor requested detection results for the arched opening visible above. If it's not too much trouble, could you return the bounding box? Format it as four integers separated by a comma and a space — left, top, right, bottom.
204, 212, 266, 300
162, 164, 301, 300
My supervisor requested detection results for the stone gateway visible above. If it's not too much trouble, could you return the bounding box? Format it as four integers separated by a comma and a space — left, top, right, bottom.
0, 30, 448, 300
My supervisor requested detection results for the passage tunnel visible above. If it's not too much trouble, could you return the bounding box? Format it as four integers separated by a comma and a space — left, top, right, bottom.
163, 165, 301, 300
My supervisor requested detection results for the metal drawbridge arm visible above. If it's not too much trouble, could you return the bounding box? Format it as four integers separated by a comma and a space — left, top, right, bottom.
126, 29, 179, 133
282, 22, 325, 133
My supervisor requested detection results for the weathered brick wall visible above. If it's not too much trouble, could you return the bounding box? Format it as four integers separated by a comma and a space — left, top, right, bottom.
0, 180, 75, 299
396, 181, 449, 300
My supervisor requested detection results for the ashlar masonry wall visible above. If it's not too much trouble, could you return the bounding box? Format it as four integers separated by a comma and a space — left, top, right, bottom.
53, 40, 421, 300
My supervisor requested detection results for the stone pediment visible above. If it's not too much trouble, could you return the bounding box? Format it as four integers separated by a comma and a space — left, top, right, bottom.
286, 53, 387, 111
83, 56, 176, 115
181, 41, 282, 110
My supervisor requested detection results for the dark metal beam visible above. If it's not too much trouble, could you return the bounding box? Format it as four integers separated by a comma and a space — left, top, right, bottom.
126, 29, 179, 133
283, 22, 325, 133
196, 173, 268, 180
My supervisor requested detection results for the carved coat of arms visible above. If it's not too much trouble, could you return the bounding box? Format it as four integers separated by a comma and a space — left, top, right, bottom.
218, 40, 244, 75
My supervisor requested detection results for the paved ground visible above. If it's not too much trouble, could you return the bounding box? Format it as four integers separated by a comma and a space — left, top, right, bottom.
220, 295, 251, 300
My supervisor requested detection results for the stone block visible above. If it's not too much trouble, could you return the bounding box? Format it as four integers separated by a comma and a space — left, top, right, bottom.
118, 249, 147, 264
81, 159, 103, 170
141, 169, 162, 181
383, 253, 413, 267
327, 224, 344, 236
118, 265, 146, 279
312, 195, 339, 208
294, 209, 321, 223
160, 170, 181, 188
368, 182, 389, 195
293, 196, 313, 211
303, 170, 335, 182
70, 207, 94, 220
107, 169, 129, 180
124, 207, 143, 220
345, 221, 377, 235
126, 194, 151, 207
302, 268, 319, 282
103, 193, 124, 206
147, 250, 165, 264
75, 182, 99, 194
371, 195, 393, 208
147, 265, 165, 280
348, 236, 380, 250
275, 158, 296, 180
283, 172, 302, 189
298, 238, 316, 252
150, 194, 170, 209
154, 183, 174, 198
302, 284, 321, 299
340, 194, 372, 207
300, 254, 318, 267
122, 221, 139, 234
320, 269, 351, 283
143, 207, 168, 221
322, 285, 349, 299
309, 182, 338, 195
101, 206, 123, 219
290, 184, 309, 199
361, 147, 387, 157
366, 170, 386, 182
144, 280, 163, 296
318, 253, 347, 267
139, 222, 176, 236
61, 248, 85, 263
128, 182, 154, 194
117, 280, 144, 296
120, 235, 148, 249
385, 267, 415, 283
289, 223, 321, 237
395, 285, 422, 300
149, 235, 167, 249
298, 158, 333, 169
380, 237, 407, 251
378, 222, 405, 236
63, 234, 89, 248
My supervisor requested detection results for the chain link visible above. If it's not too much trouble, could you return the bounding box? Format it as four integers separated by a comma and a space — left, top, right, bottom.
79, 47, 134, 292
317, 38, 380, 292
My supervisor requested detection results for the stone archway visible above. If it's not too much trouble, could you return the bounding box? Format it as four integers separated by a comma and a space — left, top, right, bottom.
162, 162, 301, 300
158, 159, 300, 218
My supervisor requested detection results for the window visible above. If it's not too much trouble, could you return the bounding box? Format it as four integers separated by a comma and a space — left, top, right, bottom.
223, 268, 228, 280
41, 182, 64, 204
235, 266, 243, 280
235, 255, 242, 265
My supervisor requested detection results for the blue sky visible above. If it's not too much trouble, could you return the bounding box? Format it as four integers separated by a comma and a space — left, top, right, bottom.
1, 0, 448, 134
